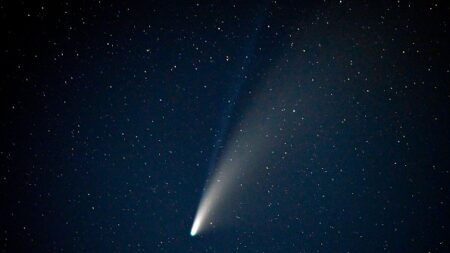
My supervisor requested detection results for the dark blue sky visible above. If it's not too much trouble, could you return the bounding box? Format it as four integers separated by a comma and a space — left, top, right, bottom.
1, 1, 449, 252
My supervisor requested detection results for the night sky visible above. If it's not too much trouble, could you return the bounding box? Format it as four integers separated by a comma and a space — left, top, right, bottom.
1, 1, 449, 252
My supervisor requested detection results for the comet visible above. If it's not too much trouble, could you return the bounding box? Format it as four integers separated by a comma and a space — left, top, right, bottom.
190, 3, 288, 236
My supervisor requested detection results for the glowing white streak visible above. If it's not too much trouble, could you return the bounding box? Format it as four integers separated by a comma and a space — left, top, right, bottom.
190, 172, 229, 236
190, 194, 210, 236
190, 217, 200, 236
191, 75, 297, 236
190, 108, 278, 235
